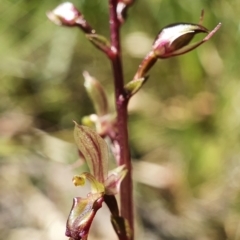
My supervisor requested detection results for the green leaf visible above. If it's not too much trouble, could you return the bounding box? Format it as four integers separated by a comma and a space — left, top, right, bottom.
86, 34, 111, 54
73, 122, 109, 183
124, 76, 148, 97
66, 193, 104, 240
83, 72, 109, 117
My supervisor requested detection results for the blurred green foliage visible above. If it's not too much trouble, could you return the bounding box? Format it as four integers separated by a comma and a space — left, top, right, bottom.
1, 0, 240, 240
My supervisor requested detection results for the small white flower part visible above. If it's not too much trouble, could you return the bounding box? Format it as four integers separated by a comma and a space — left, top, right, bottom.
152, 22, 221, 58
47, 2, 81, 26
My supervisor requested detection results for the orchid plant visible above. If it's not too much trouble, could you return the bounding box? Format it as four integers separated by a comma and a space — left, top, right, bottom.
47, 2, 221, 240
65, 123, 129, 240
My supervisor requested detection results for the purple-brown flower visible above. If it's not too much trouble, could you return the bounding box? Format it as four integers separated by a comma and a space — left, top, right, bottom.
65, 122, 127, 240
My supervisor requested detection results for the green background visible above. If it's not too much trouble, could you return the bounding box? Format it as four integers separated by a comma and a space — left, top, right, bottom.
1, 0, 240, 239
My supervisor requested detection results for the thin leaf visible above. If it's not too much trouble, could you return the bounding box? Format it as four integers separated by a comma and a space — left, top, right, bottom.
86, 33, 112, 55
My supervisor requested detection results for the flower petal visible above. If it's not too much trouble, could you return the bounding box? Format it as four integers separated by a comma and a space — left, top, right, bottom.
73, 122, 109, 183
165, 23, 222, 58
66, 193, 104, 240
124, 76, 149, 98
83, 71, 109, 117
104, 165, 127, 195
73, 172, 105, 194
47, 2, 82, 26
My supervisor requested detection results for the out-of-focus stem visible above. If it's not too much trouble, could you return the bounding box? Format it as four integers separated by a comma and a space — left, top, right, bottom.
109, 0, 134, 239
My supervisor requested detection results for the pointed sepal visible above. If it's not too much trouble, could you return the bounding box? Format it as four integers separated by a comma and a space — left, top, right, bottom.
104, 165, 127, 195
73, 122, 109, 183
124, 76, 148, 98
86, 34, 112, 56
83, 72, 109, 117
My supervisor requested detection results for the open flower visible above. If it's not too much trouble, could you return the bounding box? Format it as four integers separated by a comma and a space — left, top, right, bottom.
65, 122, 127, 240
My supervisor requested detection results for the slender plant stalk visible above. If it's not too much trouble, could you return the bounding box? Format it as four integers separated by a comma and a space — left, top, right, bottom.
109, 0, 134, 238
47, 3, 221, 240
133, 51, 157, 80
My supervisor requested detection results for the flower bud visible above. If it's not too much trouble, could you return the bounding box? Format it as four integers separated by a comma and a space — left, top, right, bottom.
152, 22, 221, 58
47, 2, 94, 33
117, 0, 135, 23
47, 2, 81, 26
133, 18, 221, 80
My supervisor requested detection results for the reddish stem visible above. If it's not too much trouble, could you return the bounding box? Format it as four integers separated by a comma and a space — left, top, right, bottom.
133, 50, 157, 80
109, 0, 134, 239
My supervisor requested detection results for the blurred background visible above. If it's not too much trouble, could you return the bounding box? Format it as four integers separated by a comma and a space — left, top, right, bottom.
1, 0, 240, 239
